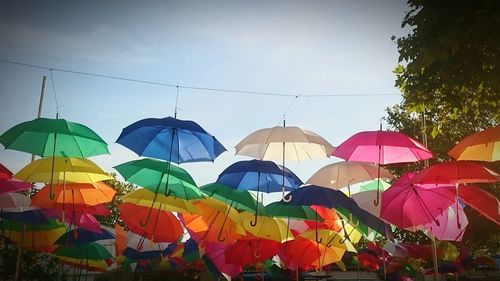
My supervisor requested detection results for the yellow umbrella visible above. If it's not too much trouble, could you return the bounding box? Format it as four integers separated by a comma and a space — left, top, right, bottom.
240, 211, 294, 243
14, 157, 111, 184
123, 188, 197, 214
3, 220, 65, 251
300, 229, 357, 252
57, 256, 111, 272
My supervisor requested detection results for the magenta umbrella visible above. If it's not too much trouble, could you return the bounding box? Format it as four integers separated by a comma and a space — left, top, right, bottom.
202, 241, 243, 278
332, 130, 433, 205
0, 178, 32, 195
423, 204, 468, 241
380, 172, 456, 229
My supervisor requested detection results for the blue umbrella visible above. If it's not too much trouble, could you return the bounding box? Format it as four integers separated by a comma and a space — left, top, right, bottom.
216, 159, 302, 225
116, 116, 226, 164
0, 208, 49, 224
286, 184, 392, 241
54, 227, 115, 246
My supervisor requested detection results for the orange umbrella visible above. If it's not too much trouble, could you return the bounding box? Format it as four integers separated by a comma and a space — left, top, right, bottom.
115, 224, 128, 257
31, 182, 116, 212
279, 236, 345, 270
448, 127, 500, 162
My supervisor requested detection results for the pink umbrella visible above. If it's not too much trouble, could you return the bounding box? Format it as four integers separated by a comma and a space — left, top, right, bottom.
423, 205, 468, 241
203, 241, 243, 278
381, 172, 456, 229
0, 178, 32, 195
333, 130, 432, 205
43, 209, 103, 233
458, 185, 500, 225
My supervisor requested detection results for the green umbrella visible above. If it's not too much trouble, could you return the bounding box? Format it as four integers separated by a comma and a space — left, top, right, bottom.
264, 201, 323, 221
359, 179, 391, 192
55, 242, 113, 260
114, 158, 202, 200
335, 207, 382, 240
200, 183, 264, 213
0, 117, 109, 158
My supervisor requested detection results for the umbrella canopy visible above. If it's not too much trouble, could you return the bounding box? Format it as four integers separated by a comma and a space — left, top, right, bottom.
332, 130, 433, 164
202, 241, 243, 278
57, 256, 112, 272
351, 190, 382, 217
200, 182, 263, 213
0, 208, 50, 224
0, 117, 109, 158
0, 178, 32, 195
114, 158, 202, 199
216, 159, 302, 192
225, 237, 281, 266
31, 182, 116, 211
381, 172, 456, 229
423, 204, 468, 241
240, 211, 293, 243
55, 227, 115, 246
0, 192, 31, 209
14, 157, 112, 184
55, 242, 113, 261
300, 229, 357, 252
119, 203, 184, 242
116, 116, 226, 163
448, 127, 500, 162
264, 201, 321, 221
359, 179, 391, 192
306, 161, 393, 190
411, 161, 500, 185
458, 185, 500, 225
0, 163, 12, 179
45, 210, 102, 233
3, 219, 65, 250
279, 236, 345, 270
122, 188, 197, 214
235, 126, 335, 161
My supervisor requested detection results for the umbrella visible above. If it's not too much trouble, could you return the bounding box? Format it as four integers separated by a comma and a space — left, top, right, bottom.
351, 190, 381, 217
306, 161, 393, 191
2, 219, 65, 251
457, 185, 500, 225
200, 182, 263, 213
114, 158, 202, 225
44, 210, 102, 233
332, 129, 432, 205
216, 159, 302, 225
240, 211, 293, 243
31, 182, 116, 213
54, 242, 113, 270
279, 236, 345, 270
0, 163, 12, 179
122, 188, 197, 214
120, 230, 174, 261
423, 204, 468, 241
202, 241, 243, 278
264, 201, 321, 221
235, 125, 334, 200
381, 172, 456, 229
300, 229, 357, 252
116, 116, 226, 163
0, 193, 31, 209
54, 227, 115, 246
225, 236, 281, 266
448, 127, 500, 162
119, 203, 184, 242
359, 179, 391, 192
0, 117, 109, 158
15, 157, 112, 184
0, 178, 32, 195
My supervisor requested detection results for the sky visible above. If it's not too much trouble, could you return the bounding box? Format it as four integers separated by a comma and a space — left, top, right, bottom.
0, 0, 409, 197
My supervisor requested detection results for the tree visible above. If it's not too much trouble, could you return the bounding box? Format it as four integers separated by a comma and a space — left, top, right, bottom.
98, 173, 136, 227
387, 0, 500, 255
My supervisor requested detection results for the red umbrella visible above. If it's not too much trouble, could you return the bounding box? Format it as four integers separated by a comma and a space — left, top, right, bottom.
225, 236, 281, 266
333, 130, 432, 205
381, 172, 456, 229
411, 161, 500, 185
119, 203, 184, 243
0, 163, 13, 179
458, 185, 500, 225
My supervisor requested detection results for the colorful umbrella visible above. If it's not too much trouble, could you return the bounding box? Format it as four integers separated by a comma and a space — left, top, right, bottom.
240, 211, 293, 243
0, 178, 32, 195
54, 242, 113, 270
306, 161, 393, 190
116, 116, 226, 163
279, 236, 345, 270
0, 163, 12, 179
332, 130, 432, 205
54, 227, 115, 246
44, 209, 102, 233
235, 125, 334, 200
2, 219, 65, 251
217, 159, 302, 224
0, 117, 109, 158
359, 179, 391, 192
457, 185, 500, 225
225, 236, 281, 266
122, 188, 197, 214
202, 241, 243, 278
381, 172, 456, 229
200, 182, 263, 213
14, 157, 112, 184
264, 201, 321, 221
448, 127, 500, 162
119, 203, 184, 242
300, 229, 356, 252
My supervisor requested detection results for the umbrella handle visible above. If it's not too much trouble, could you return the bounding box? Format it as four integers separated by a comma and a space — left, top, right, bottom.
339, 235, 349, 244
139, 208, 153, 227
250, 212, 258, 227
349, 214, 360, 227
326, 232, 340, 247
217, 226, 226, 242
373, 190, 380, 206
315, 229, 323, 243
282, 192, 292, 203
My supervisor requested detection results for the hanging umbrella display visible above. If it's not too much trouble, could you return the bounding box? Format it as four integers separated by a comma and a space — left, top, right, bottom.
119, 203, 184, 243
279, 236, 345, 270
54, 242, 114, 272
2, 219, 65, 251
332, 129, 432, 205
235, 125, 334, 200
423, 204, 468, 241
15, 157, 112, 184
381, 172, 456, 229
457, 185, 500, 225
217, 159, 302, 224
448, 127, 500, 162
0, 117, 109, 158
200, 182, 263, 213
225, 236, 281, 267
306, 161, 393, 191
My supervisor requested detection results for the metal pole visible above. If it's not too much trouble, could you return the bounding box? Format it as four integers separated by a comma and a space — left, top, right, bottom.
421, 105, 439, 281
15, 75, 46, 281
